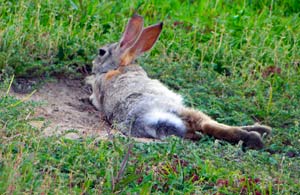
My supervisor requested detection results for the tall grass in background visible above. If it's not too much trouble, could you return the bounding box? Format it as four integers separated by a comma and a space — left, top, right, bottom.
0, 0, 299, 76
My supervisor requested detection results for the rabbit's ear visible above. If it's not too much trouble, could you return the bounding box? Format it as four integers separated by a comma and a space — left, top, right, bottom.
120, 22, 163, 66
119, 14, 144, 50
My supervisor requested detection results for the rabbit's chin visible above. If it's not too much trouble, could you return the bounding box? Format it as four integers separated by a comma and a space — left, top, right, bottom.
85, 75, 95, 86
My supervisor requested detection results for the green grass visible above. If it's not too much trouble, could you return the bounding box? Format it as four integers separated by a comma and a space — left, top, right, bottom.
1, 0, 300, 194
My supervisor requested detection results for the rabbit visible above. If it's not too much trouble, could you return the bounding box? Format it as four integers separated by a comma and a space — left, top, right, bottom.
87, 14, 271, 149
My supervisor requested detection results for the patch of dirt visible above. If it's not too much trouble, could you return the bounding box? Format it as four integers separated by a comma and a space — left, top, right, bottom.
11, 78, 114, 138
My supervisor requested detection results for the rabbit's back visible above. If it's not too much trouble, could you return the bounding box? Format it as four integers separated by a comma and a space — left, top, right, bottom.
101, 65, 186, 138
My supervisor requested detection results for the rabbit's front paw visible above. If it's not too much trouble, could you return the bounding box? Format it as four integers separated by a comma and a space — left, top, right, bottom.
89, 93, 101, 110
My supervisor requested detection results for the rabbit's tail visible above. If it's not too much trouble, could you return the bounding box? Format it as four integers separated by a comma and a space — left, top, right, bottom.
136, 109, 187, 138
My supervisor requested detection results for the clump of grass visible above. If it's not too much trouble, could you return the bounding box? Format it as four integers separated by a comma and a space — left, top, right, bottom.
1, 0, 300, 78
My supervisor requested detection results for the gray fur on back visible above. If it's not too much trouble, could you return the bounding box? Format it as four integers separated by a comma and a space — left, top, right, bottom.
91, 65, 187, 138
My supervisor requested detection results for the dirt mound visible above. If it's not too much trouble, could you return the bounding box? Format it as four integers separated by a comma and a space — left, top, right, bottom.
11, 78, 114, 138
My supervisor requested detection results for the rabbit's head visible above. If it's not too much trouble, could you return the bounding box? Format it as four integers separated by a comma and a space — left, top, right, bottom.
92, 14, 163, 74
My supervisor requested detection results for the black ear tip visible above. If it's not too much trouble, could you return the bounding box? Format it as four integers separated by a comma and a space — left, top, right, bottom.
132, 13, 143, 19
159, 22, 164, 29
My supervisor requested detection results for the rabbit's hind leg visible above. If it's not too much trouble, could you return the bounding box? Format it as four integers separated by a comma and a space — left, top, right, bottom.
201, 121, 264, 149
179, 108, 264, 149
240, 124, 271, 137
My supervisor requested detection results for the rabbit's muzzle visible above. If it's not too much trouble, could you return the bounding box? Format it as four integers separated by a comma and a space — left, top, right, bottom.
85, 75, 101, 110
89, 93, 101, 110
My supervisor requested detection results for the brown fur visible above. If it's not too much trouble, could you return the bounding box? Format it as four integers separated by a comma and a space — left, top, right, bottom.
120, 51, 135, 66
179, 108, 211, 131
105, 69, 122, 80
179, 108, 265, 149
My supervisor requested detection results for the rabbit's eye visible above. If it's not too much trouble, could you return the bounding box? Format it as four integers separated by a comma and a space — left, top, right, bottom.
99, 49, 106, 56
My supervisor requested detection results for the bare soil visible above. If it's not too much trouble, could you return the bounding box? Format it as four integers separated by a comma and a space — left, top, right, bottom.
11, 78, 115, 139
